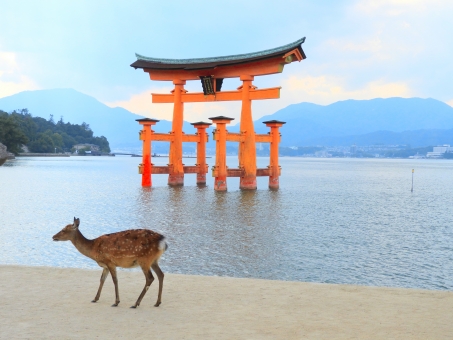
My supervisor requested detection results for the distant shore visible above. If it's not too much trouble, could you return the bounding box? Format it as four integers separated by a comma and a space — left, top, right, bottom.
10, 153, 452, 159
17, 153, 114, 157
15, 153, 211, 158
1, 265, 452, 339
17, 153, 71, 157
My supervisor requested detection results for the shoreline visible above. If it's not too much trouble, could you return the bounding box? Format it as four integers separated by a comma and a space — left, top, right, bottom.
1, 265, 452, 339
14, 153, 209, 158
17, 153, 71, 157
11, 153, 453, 159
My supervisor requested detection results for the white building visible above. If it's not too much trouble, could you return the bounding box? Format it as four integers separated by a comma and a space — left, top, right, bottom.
73, 144, 100, 152
426, 144, 452, 158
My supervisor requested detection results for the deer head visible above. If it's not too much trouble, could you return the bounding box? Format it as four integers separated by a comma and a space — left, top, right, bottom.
53, 217, 80, 241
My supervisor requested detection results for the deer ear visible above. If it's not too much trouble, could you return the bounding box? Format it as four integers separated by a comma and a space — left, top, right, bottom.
73, 217, 80, 228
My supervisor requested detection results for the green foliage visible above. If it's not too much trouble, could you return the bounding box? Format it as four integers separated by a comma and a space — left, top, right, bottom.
0, 110, 29, 154
384, 146, 432, 158
0, 109, 110, 153
29, 133, 55, 153
94, 136, 110, 152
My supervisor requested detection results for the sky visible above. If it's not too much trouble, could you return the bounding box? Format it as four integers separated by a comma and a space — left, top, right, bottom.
1, 0, 452, 122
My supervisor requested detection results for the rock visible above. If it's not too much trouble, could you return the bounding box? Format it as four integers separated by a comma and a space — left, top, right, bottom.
0, 143, 9, 165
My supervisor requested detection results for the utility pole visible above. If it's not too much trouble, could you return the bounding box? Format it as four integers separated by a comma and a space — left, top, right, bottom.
411, 169, 414, 192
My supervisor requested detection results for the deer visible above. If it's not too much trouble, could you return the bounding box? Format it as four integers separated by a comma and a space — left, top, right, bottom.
52, 217, 167, 308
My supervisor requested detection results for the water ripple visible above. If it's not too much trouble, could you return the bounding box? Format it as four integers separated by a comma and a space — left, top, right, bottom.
0, 156, 452, 290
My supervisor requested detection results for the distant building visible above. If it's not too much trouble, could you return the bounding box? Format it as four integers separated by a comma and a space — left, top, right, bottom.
350, 144, 357, 154
426, 144, 452, 158
314, 150, 331, 158
73, 144, 100, 154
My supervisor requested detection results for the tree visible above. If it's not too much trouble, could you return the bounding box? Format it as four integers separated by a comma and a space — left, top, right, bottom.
0, 112, 29, 154
46, 130, 64, 150
60, 132, 77, 151
1, 109, 110, 153
81, 122, 91, 131
28, 133, 54, 153
90, 136, 110, 153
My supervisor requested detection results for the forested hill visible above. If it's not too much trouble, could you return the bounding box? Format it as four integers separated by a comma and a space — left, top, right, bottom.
0, 109, 110, 154
0, 89, 145, 149
253, 97, 453, 146
2, 90, 453, 150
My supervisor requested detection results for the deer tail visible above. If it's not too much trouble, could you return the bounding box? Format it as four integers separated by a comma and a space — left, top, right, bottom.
158, 235, 168, 252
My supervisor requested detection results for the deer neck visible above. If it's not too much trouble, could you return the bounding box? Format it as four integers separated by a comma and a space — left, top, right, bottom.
71, 229, 95, 259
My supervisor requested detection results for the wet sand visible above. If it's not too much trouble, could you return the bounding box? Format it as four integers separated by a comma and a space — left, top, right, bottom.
1, 265, 452, 339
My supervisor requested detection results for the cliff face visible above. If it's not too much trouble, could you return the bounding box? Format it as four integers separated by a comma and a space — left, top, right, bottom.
0, 143, 7, 165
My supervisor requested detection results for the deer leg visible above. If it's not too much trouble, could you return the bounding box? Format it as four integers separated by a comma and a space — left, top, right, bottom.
92, 268, 109, 303
151, 262, 165, 307
131, 267, 154, 308
108, 266, 120, 307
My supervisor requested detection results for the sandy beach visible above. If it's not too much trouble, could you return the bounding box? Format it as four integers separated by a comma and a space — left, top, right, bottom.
0, 265, 452, 339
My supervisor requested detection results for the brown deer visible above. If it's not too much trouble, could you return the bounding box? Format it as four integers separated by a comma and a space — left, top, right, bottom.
52, 217, 167, 308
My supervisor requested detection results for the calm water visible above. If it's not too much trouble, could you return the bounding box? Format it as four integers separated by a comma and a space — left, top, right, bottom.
1, 156, 452, 290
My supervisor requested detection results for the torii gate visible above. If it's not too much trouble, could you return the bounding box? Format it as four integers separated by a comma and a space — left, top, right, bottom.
131, 38, 306, 190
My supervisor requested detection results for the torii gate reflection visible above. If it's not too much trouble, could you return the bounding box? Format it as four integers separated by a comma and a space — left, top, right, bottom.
131, 38, 306, 190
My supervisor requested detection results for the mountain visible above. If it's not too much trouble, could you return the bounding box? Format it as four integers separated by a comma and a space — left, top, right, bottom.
0, 89, 194, 150
253, 98, 453, 146
310, 129, 453, 148
2, 90, 453, 150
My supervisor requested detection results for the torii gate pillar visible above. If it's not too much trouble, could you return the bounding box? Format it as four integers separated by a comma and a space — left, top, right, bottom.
239, 75, 257, 190
136, 118, 159, 187
210, 116, 234, 191
191, 121, 211, 185
168, 79, 186, 186
264, 120, 286, 189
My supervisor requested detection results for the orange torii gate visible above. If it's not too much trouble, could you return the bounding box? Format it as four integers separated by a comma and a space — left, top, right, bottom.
131, 38, 306, 190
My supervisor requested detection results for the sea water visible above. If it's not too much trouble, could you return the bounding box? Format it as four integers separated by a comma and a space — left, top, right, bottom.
0, 156, 452, 290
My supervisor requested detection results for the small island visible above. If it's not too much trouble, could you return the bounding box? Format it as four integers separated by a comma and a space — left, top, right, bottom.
0, 109, 111, 160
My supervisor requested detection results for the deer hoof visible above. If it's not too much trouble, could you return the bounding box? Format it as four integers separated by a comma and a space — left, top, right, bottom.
130, 305, 137, 309
111, 303, 119, 307
91, 300, 98, 303
154, 302, 161, 307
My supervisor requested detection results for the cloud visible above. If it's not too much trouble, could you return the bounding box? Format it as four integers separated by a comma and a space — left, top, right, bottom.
354, 0, 432, 15
105, 88, 173, 119
105, 75, 414, 124
338, 37, 383, 53
0, 51, 39, 98
105, 88, 241, 123
282, 75, 412, 105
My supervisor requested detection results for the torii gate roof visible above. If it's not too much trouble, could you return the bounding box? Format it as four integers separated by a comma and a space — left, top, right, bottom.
131, 37, 306, 71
